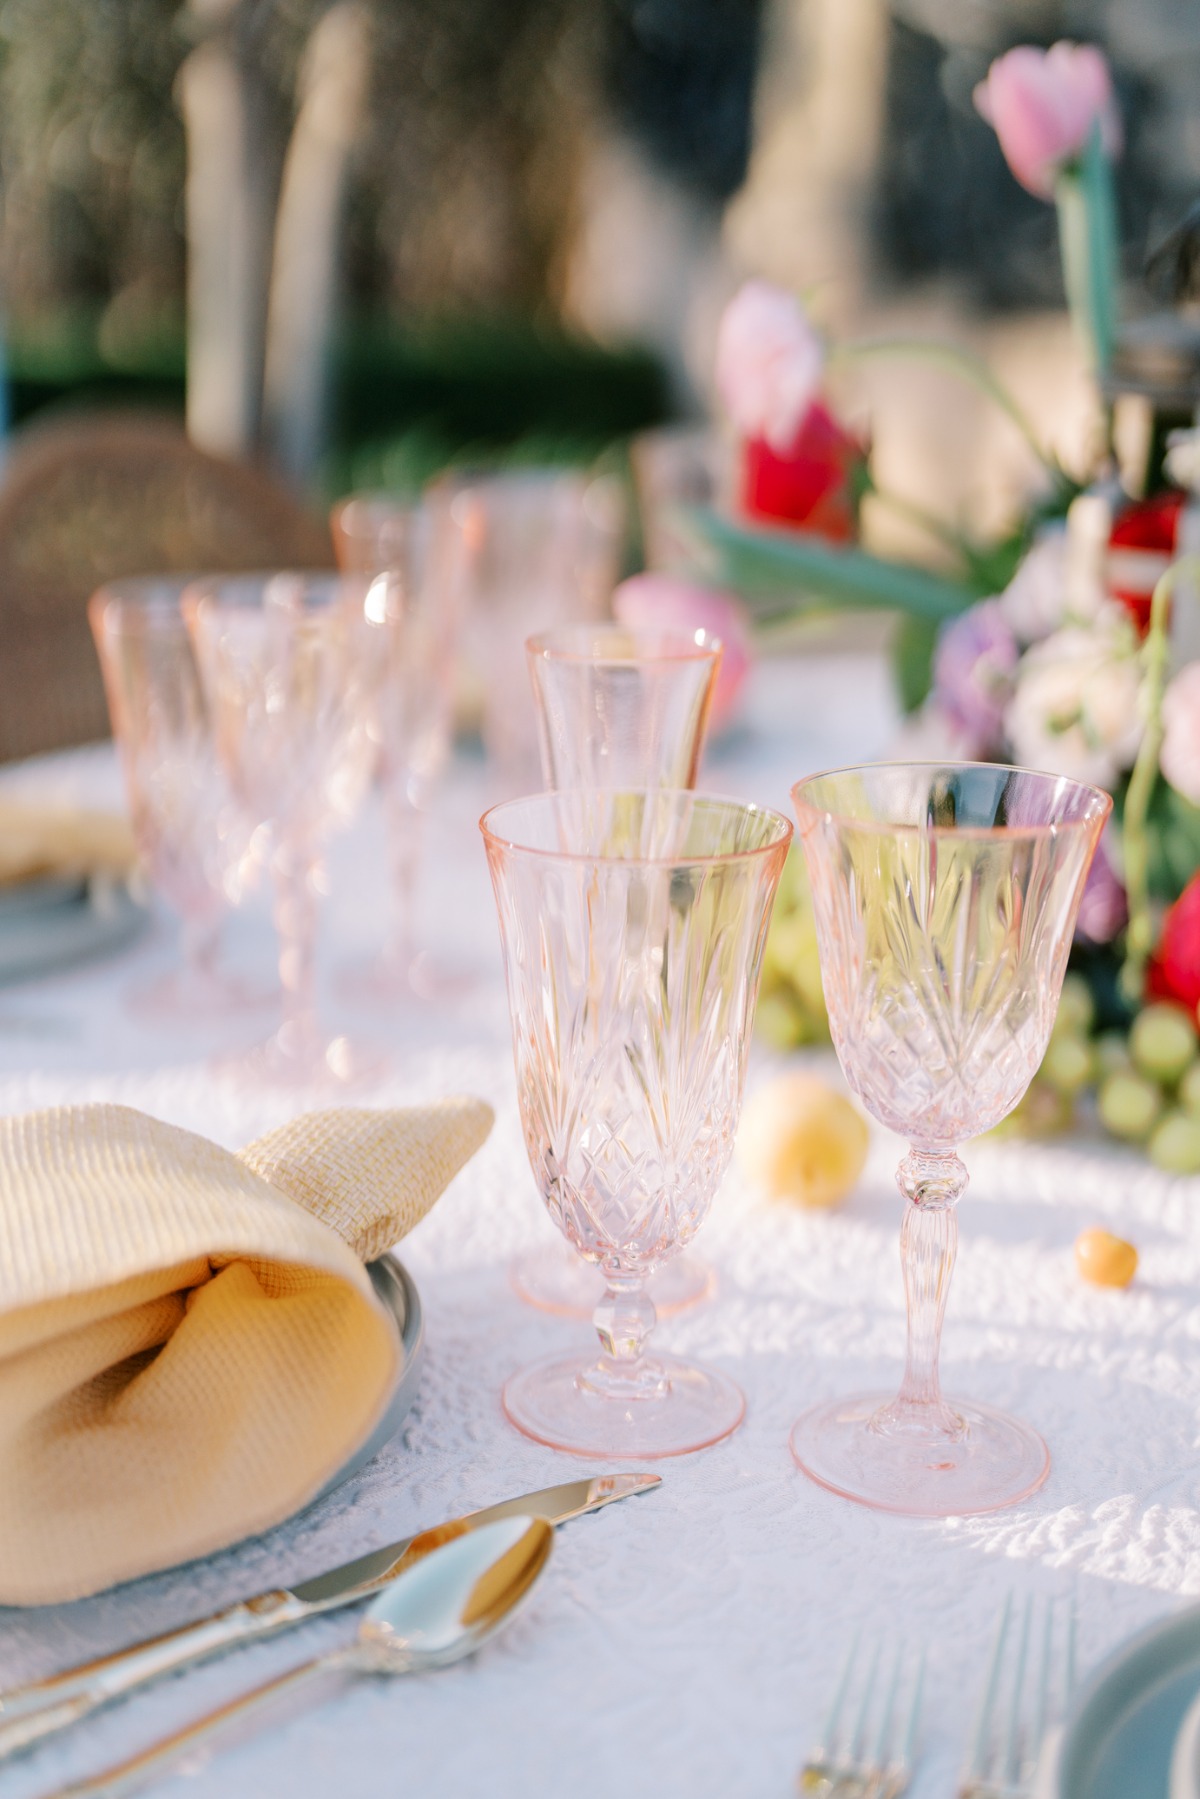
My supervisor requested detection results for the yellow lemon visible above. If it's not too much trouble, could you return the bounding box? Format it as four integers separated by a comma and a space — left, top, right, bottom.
1074, 1228, 1137, 1289
738, 1071, 869, 1209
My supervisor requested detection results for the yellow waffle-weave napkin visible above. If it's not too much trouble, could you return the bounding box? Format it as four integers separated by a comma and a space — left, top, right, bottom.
0, 1096, 492, 1605
0, 801, 136, 888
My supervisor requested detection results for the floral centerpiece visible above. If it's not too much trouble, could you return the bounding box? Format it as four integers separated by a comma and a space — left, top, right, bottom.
671, 41, 1200, 1171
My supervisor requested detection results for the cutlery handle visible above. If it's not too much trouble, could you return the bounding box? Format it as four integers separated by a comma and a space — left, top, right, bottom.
0, 1591, 310, 1762
50, 1655, 331, 1799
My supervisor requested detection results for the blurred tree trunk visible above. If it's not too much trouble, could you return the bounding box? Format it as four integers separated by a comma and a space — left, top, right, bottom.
262, 2, 369, 484
176, 3, 280, 458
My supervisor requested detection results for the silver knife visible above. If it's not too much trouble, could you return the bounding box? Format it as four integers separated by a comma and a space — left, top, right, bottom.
0, 1472, 659, 1761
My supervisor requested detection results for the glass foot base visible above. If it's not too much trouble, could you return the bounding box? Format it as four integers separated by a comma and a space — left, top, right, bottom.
213, 1028, 390, 1093
508, 1247, 715, 1319
503, 1351, 744, 1459
340, 949, 481, 1007
789, 1390, 1050, 1517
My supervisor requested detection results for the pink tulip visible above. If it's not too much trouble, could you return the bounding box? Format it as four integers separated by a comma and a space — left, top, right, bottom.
613, 574, 751, 734
974, 42, 1121, 198
715, 281, 824, 454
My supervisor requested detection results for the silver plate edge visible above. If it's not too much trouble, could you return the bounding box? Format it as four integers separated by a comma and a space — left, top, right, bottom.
308, 1252, 426, 1508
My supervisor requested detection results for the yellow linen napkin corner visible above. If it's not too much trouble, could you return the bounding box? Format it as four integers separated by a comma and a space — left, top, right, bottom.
0, 1095, 493, 1606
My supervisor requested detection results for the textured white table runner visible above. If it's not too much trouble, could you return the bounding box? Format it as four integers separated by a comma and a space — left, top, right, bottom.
1, 651, 1199, 1799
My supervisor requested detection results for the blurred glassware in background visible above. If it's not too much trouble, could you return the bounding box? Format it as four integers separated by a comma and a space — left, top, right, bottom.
629, 425, 731, 573
184, 572, 386, 1088
510, 620, 724, 1322
527, 622, 720, 794
331, 492, 463, 1000
440, 468, 626, 798
88, 577, 265, 1021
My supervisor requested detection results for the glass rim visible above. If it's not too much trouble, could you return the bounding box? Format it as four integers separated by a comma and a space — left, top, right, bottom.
180, 571, 370, 613
479, 789, 793, 867
88, 578, 193, 633
330, 493, 422, 534
525, 623, 722, 665
791, 759, 1114, 839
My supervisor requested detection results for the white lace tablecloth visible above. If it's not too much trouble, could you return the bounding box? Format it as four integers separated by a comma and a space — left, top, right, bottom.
2, 651, 1200, 1799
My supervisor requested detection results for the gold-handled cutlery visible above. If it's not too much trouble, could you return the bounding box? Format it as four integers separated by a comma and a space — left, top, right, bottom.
0, 1472, 659, 1761
50, 1514, 553, 1799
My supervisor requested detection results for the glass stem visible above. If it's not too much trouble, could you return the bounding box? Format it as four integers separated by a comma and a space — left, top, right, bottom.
384, 787, 422, 975
180, 913, 220, 987
875, 1149, 967, 1439
582, 1272, 667, 1401
273, 848, 321, 1060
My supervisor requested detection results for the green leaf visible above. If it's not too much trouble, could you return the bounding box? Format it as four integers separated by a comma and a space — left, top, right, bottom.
684, 509, 976, 624
893, 614, 940, 714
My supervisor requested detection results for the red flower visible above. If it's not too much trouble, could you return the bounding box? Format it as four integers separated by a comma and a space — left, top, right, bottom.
1147, 872, 1200, 1011
1108, 491, 1186, 635
741, 401, 866, 543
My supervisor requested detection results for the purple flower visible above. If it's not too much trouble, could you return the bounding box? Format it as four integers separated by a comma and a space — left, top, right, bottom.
932, 600, 1019, 756
1076, 827, 1127, 945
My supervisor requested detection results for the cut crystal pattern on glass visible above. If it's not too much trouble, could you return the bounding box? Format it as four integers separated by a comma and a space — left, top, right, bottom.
790, 762, 1111, 1516
483, 789, 791, 1457
512, 622, 724, 1322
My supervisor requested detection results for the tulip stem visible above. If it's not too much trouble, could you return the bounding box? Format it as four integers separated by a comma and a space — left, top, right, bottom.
864, 483, 976, 562
830, 338, 1057, 476
1120, 555, 1200, 1004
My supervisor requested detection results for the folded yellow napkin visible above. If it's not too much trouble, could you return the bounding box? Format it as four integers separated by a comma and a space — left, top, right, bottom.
0, 1097, 492, 1605
0, 801, 136, 888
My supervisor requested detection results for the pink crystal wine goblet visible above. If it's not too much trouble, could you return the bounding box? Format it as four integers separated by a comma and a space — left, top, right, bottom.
790, 761, 1111, 1516
331, 492, 465, 1002
483, 789, 792, 1457
510, 622, 724, 1322
184, 573, 386, 1089
88, 578, 266, 1020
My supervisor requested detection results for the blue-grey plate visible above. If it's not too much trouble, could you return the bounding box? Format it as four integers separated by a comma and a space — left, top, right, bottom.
309, 1252, 426, 1506
0, 878, 147, 984
1054, 1604, 1200, 1799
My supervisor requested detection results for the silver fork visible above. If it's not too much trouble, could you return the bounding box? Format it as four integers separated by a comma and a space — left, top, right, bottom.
797, 1633, 925, 1798
959, 1593, 1077, 1799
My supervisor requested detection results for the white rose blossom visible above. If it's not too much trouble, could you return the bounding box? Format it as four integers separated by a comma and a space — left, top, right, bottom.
1003, 621, 1143, 790
998, 529, 1069, 642
1160, 661, 1200, 809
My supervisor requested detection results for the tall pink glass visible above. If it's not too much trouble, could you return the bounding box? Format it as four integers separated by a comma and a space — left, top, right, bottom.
791, 761, 1111, 1516
185, 573, 385, 1089
441, 468, 625, 798
511, 622, 724, 1322
88, 578, 262, 1019
483, 789, 792, 1457
331, 492, 462, 1000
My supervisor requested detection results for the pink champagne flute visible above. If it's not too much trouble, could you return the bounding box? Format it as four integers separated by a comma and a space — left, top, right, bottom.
790, 760, 1110, 1516
484, 788, 791, 1457
511, 621, 724, 1321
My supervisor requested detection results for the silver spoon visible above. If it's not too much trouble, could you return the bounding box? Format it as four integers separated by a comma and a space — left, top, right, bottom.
52, 1514, 553, 1799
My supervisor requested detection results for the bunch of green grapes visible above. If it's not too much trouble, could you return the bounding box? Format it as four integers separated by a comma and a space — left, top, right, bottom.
756, 846, 830, 1050
1015, 974, 1200, 1172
